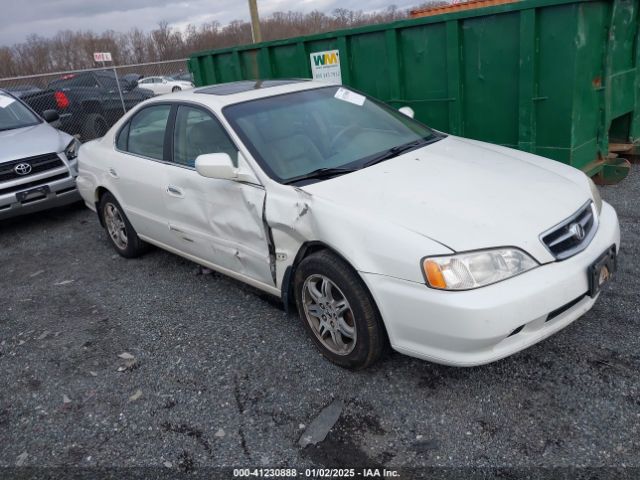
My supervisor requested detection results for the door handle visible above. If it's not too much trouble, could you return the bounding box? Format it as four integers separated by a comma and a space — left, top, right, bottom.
108, 168, 118, 178
166, 185, 184, 197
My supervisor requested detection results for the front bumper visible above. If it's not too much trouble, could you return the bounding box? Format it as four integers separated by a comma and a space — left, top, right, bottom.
0, 172, 80, 220
362, 201, 620, 366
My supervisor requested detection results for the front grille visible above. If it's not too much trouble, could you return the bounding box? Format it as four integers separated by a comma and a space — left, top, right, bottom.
0, 153, 64, 182
540, 201, 597, 260
0, 173, 69, 196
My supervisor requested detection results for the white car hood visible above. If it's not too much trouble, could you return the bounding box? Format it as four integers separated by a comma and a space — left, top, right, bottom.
0, 122, 71, 163
301, 135, 591, 263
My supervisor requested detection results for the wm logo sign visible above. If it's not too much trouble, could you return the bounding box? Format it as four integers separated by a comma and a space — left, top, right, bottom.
310, 49, 342, 84
312, 51, 339, 66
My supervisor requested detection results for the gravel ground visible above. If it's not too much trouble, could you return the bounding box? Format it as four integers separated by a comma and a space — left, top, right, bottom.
0, 165, 639, 475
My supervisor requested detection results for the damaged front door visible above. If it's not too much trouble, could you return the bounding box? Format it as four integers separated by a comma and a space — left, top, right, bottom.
162, 105, 274, 286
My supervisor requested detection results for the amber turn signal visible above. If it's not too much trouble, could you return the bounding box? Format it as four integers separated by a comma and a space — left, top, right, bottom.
423, 260, 447, 289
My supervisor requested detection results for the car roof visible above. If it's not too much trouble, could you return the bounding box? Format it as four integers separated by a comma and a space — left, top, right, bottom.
146, 79, 328, 109
195, 79, 304, 95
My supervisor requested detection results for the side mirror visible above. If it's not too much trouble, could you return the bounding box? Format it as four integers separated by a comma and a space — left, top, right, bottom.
195, 152, 261, 184
399, 106, 415, 119
162, 79, 168, 84
195, 153, 236, 180
42, 109, 59, 123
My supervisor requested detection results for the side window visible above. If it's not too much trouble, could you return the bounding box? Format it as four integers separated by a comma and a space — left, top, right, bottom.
172, 106, 237, 168
116, 122, 130, 150
126, 105, 171, 160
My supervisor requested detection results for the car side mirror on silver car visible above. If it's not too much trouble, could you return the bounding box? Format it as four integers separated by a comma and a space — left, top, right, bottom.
398, 106, 415, 119
42, 109, 60, 123
195, 153, 259, 184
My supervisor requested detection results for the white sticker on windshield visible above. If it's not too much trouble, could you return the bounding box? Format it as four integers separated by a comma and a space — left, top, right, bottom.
334, 87, 365, 107
0, 95, 15, 108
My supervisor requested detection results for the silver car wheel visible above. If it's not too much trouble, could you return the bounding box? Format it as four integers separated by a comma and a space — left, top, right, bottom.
302, 274, 357, 355
104, 202, 128, 250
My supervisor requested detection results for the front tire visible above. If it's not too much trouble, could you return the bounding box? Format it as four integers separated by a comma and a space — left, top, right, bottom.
171, 86, 181, 92
99, 192, 147, 258
294, 250, 386, 369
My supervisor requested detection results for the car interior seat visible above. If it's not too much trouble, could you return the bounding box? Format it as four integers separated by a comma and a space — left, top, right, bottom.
260, 119, 324, 179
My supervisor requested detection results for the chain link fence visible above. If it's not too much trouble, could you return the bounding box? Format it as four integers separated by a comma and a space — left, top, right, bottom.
0, 59, 191, 142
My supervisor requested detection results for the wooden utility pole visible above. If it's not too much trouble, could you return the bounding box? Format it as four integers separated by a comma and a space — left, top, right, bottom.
248, 0, 262, 43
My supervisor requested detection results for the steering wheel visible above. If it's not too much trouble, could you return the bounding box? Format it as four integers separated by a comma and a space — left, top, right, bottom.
329, 124, 361, 152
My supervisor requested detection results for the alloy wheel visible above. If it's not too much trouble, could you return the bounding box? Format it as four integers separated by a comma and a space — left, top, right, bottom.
302, 274, 357, 355
104, 202, 128, 250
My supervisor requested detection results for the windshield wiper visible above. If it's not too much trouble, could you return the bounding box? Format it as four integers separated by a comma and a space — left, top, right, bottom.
283, 167, 357, 185
362, 138, 430, 168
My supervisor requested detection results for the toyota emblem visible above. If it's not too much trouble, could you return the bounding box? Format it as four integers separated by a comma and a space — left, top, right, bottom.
14, 163, 32, 175
568, 222, 585, 241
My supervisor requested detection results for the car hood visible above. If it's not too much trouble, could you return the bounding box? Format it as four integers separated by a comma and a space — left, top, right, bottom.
301, 135, 592, 263
0, 122, 72, 163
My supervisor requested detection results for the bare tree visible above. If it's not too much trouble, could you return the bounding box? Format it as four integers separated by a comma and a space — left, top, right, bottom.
0, 5, 438, 78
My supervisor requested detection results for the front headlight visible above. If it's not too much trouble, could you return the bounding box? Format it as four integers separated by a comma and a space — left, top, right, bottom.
588, 177, 602, 215
422, 248, 538, 290
64, 138, 80, 161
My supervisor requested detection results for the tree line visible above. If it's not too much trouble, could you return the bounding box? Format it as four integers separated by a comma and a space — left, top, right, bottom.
0, 3, 447, 78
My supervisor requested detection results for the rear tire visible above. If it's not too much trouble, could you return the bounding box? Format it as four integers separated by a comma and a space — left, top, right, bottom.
99, 192, 148, 258
294, 250, 387, 369
82, 113, 108, 140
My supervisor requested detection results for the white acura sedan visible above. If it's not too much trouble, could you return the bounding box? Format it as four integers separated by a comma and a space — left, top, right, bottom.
76, 80, 620, 369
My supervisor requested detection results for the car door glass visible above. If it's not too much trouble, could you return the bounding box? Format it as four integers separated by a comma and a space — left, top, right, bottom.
127, 105, 171, 160
116, 121, 130, 150
173, 106, 237, 168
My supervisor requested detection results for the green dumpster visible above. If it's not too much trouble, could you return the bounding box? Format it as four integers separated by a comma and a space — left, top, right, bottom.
188, 0, 640, 183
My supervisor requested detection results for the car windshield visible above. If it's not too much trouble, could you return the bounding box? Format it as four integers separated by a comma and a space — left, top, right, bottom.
224, 86, 440, 184
0, 93, 40, 131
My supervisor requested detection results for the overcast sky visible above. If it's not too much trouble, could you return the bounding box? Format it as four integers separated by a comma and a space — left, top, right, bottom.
0, 0, 423, 47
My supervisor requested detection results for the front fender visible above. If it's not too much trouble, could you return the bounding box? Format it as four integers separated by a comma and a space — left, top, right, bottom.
265, 186, 453, 291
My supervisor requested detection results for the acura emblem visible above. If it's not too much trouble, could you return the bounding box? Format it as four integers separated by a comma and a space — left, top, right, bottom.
568, 222, 585, 241
14, 163, 32, 175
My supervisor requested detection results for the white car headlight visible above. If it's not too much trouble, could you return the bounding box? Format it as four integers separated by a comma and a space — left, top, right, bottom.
588, 177, 602, 215
422, 248, 538, 290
